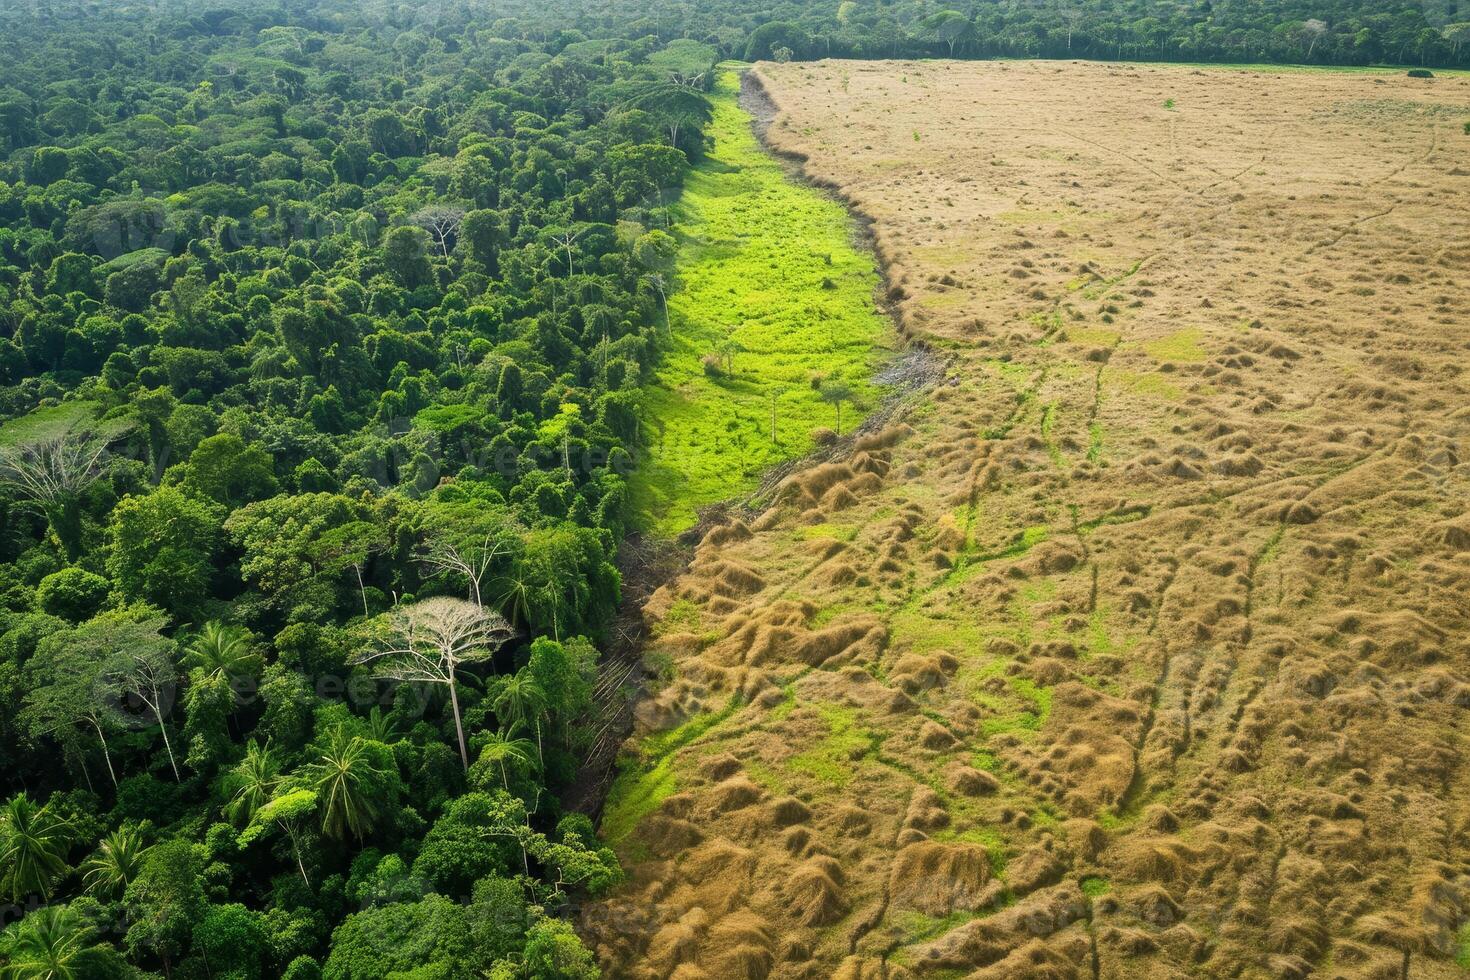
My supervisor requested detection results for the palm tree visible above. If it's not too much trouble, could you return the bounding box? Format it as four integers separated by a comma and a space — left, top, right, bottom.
363, 707, 399, 745
301, 728, 386, 842
492, 673, 548, 766
182, 621, 260, 683
496, 572, 534, 628
0, 795, 74, 902
223, 741, 283, 827
1, 905, 110, 980
80, 824, 150, 898
499, 545, 578, 642
820, 381, 854, 434
475, 730, 536, 791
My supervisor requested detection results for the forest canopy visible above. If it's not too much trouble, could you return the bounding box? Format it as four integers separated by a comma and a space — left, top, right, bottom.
0, 1, 722, 976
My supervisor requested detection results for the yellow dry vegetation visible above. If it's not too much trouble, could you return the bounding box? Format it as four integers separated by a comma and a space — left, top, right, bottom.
586, 60, 1470, 980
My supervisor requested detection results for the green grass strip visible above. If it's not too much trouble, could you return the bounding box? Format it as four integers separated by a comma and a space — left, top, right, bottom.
630, 71, 892, 535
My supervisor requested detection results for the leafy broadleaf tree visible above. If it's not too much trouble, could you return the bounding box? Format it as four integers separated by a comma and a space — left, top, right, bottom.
172, 433, 279, 508
918, 10, 978, 55
605, 80, 713, 150
417, 502, 523, 609
22, 624, 124, 789
122, 839, 206, 977
239, 788, 319, 887
191, 903, 268, 980
105, 486, 225, 620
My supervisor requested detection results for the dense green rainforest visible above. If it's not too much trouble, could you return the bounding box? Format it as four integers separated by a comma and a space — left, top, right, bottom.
0, 0, 1465, 976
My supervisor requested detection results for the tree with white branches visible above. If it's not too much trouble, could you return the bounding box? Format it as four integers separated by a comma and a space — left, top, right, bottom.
22, 624, 127, 789
411, 205, 466, 259
0, 407, 128, 558
95, 615, 183, 782
1301, 18, 1328, 58
548, 224, 587, 277
353, 598, 514, 770
418, 515, 523, 609
642, 273, 671, 337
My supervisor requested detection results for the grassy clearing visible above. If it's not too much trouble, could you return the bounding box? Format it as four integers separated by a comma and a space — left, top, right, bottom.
1142, 327, 1207, 363
1011, 57, 1470, 77
630, 71, 892, 535
1164, 60, 1470, 77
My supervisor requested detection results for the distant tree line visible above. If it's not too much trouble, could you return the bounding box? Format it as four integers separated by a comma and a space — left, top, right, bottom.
514, 0, 1470, 68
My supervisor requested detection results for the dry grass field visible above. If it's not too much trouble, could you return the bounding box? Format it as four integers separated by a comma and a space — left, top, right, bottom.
585, 60, 1470, 979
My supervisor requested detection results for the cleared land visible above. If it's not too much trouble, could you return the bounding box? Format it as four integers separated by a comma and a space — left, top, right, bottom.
587, 60, 1470, 979
628, 71, 891, 535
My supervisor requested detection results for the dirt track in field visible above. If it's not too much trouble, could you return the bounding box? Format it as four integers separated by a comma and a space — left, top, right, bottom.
585, 60, 1470, 979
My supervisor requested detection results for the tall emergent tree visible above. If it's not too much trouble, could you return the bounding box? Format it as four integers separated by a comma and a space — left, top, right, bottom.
0, 406, 127, 557
355, 598, 515, 770
94, 615, 183, 782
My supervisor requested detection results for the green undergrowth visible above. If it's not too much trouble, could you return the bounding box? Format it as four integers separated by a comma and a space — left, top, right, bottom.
1456, 921, 1470, 968
980, 677, 1053, 736
630, 70, 892, 534
798, 522, 860, 542
1142, 327, 1207, 363
652, 597, 705, 638
943, 523, 1051, 591
890, 907, 988, 947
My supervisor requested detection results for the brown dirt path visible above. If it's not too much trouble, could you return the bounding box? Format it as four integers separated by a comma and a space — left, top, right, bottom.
583, 60, 1470, 979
